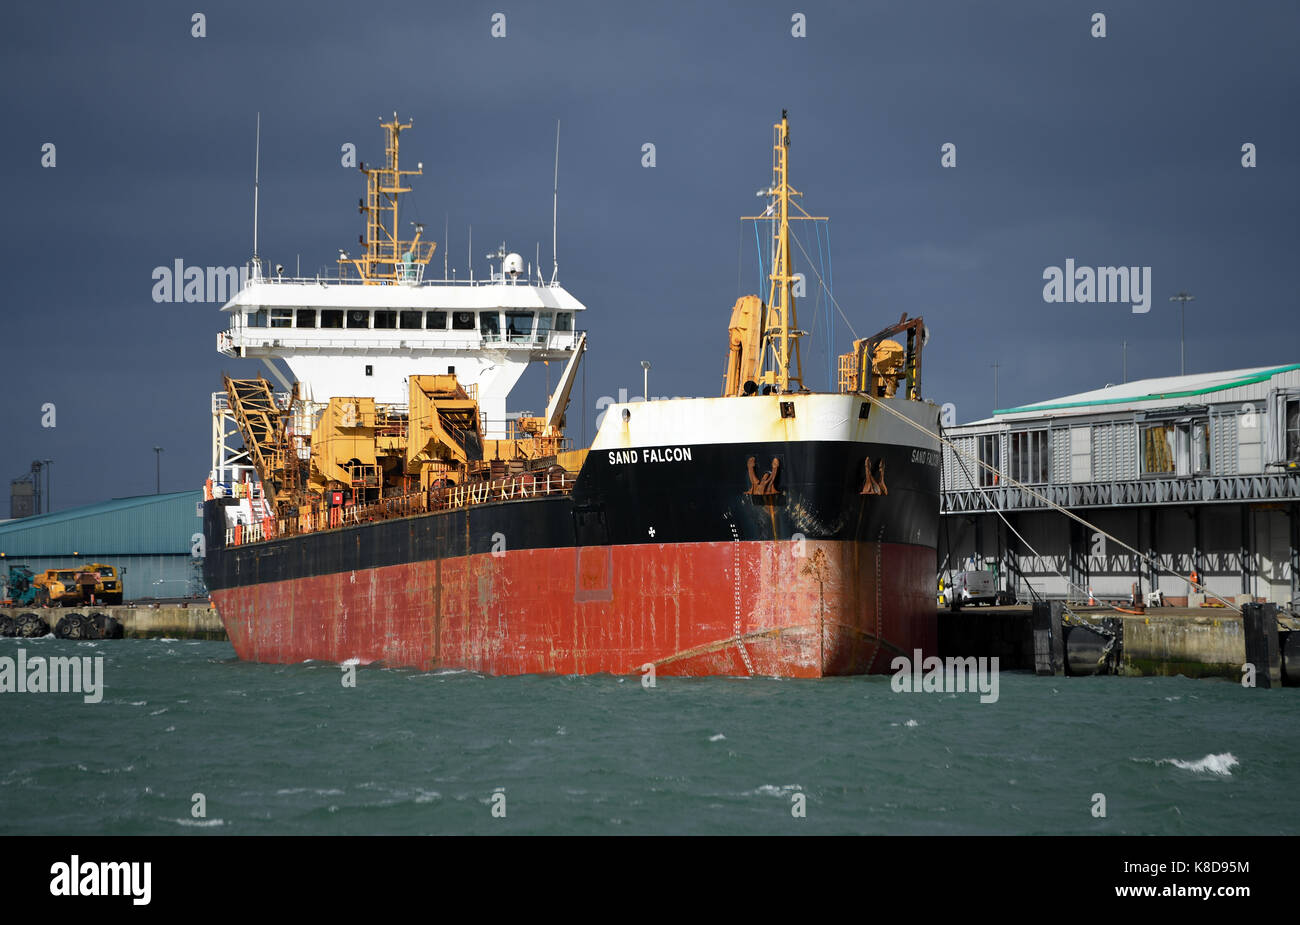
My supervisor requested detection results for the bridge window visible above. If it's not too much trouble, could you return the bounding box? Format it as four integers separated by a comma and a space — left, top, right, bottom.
321, 310, 343, 328
555, 312, 573, 332
270, 308, 293, 328
347, 310, 370, 329
374, 310, 397, 329
1010, 430, 1048, 484
505, 311, 534, 341
427, 311, 448, 330
451, 311, 475, 331
246, 309, 267, 328
399, 311, 422, 330
480, 312, 501, 337
296, 309, 317, 328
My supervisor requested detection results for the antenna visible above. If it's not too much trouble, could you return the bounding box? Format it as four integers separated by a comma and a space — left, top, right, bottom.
551, 119, 560, 284
444, 213, 449, 280
468, 224, 472, 282
252, 112, 261, 267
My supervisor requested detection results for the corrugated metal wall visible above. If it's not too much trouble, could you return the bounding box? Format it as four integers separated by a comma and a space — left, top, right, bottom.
1, 555, 202, 602
0, 491, 205, 600
0, 491, 203, 556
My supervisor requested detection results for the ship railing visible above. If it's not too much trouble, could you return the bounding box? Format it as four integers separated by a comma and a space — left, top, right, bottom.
218, 329, 584, 353
247, 274, 569, 290
222, 473, 578, 547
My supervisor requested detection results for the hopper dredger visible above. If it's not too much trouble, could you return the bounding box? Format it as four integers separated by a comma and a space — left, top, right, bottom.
201, 111, 941, 677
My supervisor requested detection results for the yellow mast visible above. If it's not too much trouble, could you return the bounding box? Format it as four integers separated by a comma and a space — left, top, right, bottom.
742, 111, 824, 392
339, 113, 437, 283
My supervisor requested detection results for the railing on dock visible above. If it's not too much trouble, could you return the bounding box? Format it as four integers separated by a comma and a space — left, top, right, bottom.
223, 469, 577, 548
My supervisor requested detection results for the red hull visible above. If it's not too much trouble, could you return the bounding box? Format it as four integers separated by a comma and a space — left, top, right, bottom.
212, 540, 936, 677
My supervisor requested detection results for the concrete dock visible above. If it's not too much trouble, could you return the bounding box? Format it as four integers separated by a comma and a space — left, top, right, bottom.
938, 602, 1299, 684
0, 604, 226, 640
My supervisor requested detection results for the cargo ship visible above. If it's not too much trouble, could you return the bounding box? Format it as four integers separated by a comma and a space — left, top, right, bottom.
201, 112, 941, 677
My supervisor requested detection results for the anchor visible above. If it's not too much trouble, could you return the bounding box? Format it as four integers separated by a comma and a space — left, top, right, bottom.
861, 456, 888, 496
746, 456, 780, 496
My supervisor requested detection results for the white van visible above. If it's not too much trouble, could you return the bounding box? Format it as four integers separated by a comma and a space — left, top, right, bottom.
939, 570, 998, 609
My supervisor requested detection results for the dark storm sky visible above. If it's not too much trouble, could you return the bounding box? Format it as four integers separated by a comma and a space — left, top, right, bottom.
1, 0, 1296, 510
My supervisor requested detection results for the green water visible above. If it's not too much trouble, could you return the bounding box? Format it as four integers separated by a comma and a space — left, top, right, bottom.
2, 637, 1296, 835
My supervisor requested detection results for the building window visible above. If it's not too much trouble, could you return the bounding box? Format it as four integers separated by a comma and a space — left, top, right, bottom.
320, 310, 343, 329
1142, 420, 1208, 476
1287, 399, 1300, 462
270, 308, 293, 328
427, 311, 447, 330
399, 311, 422, 330
1010, 430, 1048, 484
1070, 427, 1092, 482
347, 310, 370, 329
1190, 420, 1210, 474
1141, 424, 1175, 474
451, 311, 475, 331
296, 309, 317, 328
978, 434, 999, 487
373, 310, 397, 329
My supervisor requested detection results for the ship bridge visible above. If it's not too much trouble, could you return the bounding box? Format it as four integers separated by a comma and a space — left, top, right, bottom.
217, 263, 587, 436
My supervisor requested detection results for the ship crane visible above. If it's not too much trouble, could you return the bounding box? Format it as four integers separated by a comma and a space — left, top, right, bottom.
541, 332, 587, 436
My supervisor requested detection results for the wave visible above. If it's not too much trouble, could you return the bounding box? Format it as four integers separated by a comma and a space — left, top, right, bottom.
1133, 752, 1239, 776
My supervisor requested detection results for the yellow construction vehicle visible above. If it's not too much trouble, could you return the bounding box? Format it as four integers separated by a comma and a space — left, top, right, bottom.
33, 568, 88, 607
85, 563, 124, 605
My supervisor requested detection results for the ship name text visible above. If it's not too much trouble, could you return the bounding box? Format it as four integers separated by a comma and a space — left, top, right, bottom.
608, 447, 694, 465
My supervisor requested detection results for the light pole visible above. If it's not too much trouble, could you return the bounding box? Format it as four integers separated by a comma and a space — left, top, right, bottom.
153, 447, 163, 494
641, 360, 651, 401
1169, 291, 1195, 375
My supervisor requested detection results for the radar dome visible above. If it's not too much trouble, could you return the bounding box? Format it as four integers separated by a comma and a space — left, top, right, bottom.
503, 253, 524, 276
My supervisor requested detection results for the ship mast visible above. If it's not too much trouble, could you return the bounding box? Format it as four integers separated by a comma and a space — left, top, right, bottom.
340, 113, 437, 283
743, 111, 824, 392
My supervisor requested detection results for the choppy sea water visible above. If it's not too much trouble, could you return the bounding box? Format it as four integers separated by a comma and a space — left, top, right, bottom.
2, 637, 1297, 835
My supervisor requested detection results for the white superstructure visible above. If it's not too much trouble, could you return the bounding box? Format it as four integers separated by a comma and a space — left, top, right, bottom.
217, 258, 586, 436
215, 114, 587, 440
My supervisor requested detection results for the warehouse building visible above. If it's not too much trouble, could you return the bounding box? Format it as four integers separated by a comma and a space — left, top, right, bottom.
939, 364, 1300, 608
0, 491, 206, 602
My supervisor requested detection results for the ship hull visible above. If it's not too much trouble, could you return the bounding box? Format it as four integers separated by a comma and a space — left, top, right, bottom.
209, 538, 934, 677
204, 395, 942, 677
